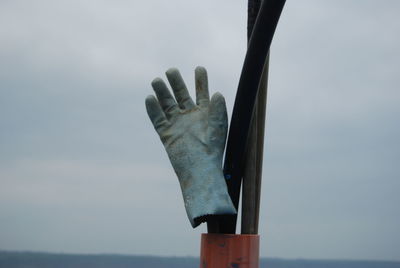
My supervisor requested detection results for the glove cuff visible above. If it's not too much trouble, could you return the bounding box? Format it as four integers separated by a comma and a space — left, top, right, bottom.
178, 166, 237, 228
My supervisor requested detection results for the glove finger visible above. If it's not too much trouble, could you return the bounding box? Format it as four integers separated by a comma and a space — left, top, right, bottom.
151, 78, 179, 116
208, 92, 228, 148
145, 95, 169, 133
166, 68, 195, 110
195, 66, 210, 107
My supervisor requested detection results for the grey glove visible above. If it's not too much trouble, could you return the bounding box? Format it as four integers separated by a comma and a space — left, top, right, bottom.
145, 66, 236, 228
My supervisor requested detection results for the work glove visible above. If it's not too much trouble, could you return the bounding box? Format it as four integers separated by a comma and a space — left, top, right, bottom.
145, 67, 236, 228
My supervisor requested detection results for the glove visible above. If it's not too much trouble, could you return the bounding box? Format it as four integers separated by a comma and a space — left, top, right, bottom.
145, 66, 236, 228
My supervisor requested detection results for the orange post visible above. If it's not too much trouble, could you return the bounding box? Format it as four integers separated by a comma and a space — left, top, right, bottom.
200, 233, 260, 268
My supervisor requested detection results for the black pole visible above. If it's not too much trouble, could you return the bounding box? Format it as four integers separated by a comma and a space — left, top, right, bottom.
219, 0, 286, 234
247, 0, 262, 40
241, 0, 270, 235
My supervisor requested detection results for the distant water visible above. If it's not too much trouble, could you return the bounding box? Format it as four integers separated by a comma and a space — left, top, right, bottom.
0, 251, 399, 268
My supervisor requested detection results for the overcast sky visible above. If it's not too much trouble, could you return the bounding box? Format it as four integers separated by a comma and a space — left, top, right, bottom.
0, 0, 399, 262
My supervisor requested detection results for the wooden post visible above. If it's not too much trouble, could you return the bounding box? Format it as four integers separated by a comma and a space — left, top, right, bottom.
200, 234, 260, 268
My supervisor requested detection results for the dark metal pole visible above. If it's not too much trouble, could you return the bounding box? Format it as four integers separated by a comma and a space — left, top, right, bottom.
242, 56, 269, 235
220, 0, 286, 234
242, 0, 261, 235
247, 0, 262, 41
241, 0, 270, 235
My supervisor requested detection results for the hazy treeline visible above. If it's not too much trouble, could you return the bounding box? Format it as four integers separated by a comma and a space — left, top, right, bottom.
0, 251, 399, 268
